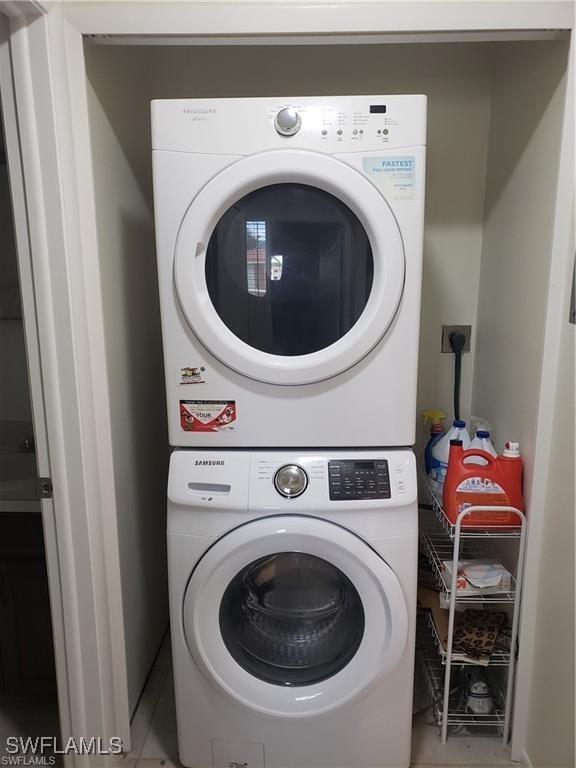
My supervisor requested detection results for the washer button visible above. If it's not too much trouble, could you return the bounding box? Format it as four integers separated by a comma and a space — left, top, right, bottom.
274, 464, 309, 498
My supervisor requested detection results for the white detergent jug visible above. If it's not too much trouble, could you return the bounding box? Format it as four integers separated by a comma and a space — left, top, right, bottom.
468, 430, 498, 465
428, 419, 471, 497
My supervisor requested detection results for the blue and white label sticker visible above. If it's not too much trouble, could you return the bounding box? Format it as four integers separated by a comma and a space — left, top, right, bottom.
363, 156, 415, 200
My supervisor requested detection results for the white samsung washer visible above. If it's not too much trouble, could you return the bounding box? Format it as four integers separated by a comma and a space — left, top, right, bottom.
152, 95, 426, 447
168, 449, 418, 768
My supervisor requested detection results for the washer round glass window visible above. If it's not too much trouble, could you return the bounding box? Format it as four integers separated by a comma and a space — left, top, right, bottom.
219, 552, 365, 686
205, 184, 374, 356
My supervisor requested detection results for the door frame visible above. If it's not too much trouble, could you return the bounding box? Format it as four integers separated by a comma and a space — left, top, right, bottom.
0, 2, 573, 764
0, 1, 130, 761
0, 2, 75, 761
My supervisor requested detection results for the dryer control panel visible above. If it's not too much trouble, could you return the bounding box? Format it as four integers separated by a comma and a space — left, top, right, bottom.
328, 459, 391, 500
152, 95, 427, 155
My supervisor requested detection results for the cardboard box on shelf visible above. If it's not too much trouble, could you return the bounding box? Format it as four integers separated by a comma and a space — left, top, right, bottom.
441, 559, 512, 599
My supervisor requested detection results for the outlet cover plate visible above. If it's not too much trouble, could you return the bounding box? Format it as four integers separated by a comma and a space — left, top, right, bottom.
441, 325, 472, 353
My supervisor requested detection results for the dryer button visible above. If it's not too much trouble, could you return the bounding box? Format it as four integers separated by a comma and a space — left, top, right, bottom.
274, 108, 302, 136
274, 464, 308, 498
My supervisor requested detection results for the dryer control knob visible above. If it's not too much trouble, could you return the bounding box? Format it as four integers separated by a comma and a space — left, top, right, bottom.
274, 464, 308, 498
274, 108, 302, 136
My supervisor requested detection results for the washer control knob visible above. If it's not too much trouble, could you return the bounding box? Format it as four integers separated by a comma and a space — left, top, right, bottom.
274, 464, 308, 498
274, 108, 302, 136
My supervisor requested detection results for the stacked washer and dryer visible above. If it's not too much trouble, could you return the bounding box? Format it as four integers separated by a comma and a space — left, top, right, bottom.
151, 95, 427, 768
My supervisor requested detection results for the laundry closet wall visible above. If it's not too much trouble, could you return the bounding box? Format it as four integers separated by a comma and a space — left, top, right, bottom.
473, 41, 568, 515
84, 42, 494, 707
85, 48, 169, 712
83, 38, 572, 753
468, 42, 572, 763
524, 238, 574, 768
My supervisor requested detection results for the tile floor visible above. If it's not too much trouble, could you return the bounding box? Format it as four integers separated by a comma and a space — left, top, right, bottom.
124, 633, 515, 768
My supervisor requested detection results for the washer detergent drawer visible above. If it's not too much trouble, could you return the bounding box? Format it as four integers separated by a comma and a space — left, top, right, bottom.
168, 450, 250, 510
211, 739, 265, 768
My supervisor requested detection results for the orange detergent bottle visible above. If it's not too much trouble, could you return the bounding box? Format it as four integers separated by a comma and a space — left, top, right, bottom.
443, 440, 524, 528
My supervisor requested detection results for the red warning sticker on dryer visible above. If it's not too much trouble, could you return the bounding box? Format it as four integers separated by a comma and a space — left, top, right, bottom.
180, 400, 236, 432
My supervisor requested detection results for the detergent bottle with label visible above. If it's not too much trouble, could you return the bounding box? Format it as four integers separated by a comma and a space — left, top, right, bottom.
443, 439, 524, 528
428, 420, 471, 497
468, 430, 498, 464
499, 442, 524, 505
422, 410, 446, 473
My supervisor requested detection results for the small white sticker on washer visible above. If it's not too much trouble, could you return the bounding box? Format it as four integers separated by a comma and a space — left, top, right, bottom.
178, 366, 206, 385
363, 156, 415, 200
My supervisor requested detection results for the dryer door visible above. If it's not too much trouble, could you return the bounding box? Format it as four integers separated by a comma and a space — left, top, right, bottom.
182, 515, 408, 717
174, 150, 405, 385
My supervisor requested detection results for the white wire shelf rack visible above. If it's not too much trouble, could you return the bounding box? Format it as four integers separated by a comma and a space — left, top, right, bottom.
417, 612, 507, 731
417, 457, 527, 744
419, 521, 517, 604
417, 613, 445, 713
420, 465, 523, 540
423, 607, 512, 667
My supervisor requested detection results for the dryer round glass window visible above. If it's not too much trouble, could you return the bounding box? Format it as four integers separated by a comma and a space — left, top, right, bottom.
205, 183, 374, 356
219, 551, 365, 686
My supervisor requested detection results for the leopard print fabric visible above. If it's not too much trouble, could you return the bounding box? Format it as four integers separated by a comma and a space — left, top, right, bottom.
453, 610, 507, 660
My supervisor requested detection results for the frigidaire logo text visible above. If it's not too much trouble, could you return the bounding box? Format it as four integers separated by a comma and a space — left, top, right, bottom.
195, 460, 224, 466
182, 108, 216, 115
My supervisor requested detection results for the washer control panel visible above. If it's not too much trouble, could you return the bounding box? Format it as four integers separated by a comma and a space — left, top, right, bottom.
328, 459, 391, 500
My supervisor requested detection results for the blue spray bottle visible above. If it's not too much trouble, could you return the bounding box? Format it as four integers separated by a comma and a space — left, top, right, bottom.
422, 410, 446, 473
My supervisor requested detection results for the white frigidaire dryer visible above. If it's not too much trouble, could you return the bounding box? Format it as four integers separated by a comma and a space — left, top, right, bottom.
168, 450, 418, 768
151, 95, 426, 447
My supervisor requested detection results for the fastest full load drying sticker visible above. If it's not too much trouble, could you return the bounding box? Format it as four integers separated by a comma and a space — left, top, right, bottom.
180, 400, 236, 432
362, 156, 415, 200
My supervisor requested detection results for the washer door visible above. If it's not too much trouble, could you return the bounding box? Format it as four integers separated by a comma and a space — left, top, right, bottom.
182, 516, 408, 717
174, 150, 405, 385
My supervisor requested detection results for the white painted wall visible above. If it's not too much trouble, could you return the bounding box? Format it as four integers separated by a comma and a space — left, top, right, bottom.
83, 41, 572, 760
471, 38, 569, 583
471, 40, 572, 760
525, 239, 574, 767
473, 41, 568, 461
84, 45, 169, 713
83, 38, 494, 706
